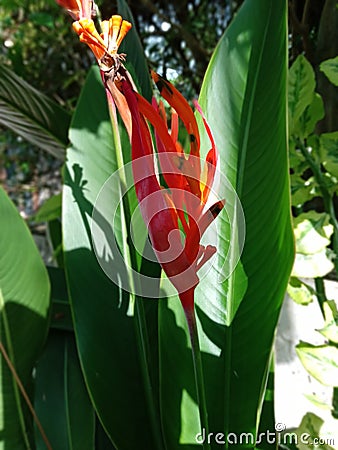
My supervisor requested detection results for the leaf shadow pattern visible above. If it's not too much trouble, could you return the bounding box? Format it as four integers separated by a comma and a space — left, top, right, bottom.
64, 162, 134, 298
63, 162, 159, 448
64, 161, 221, 449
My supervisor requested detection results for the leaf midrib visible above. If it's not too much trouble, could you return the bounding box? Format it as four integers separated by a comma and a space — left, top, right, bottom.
223, 3, 274, 447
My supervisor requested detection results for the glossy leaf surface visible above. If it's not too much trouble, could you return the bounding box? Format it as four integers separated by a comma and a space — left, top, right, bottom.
0, 187, 50, 449
159, 0, 294, 447
34, 331, 95, 450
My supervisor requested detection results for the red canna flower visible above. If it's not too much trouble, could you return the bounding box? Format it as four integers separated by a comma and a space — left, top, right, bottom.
121, 73, 224, 311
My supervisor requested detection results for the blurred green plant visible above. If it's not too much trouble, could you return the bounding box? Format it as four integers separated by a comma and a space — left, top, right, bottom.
288, 52, 338, 424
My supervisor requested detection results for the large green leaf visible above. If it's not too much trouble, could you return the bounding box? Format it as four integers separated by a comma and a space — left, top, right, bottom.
34, 331, 95, 450
62, 66, 162, 449
159, 0, 294, 447
0, 65, 70, 159
288, 54, 316, 136
0, 187, 50, 449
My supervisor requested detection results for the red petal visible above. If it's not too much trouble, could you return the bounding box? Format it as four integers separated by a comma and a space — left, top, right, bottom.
151, 71, 200, 157
193, 101, 218, 204
136, 93, 185, 194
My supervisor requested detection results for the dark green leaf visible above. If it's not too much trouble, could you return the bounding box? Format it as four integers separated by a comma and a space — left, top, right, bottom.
48, 267, 72, 331
33, 193, 62, 223
288, 55, 316, 135
0, 187, 50, 449
295, 93, 325, 139
320, 56, 338, 87
320, 131, 338, 178
34, 331, 95, 450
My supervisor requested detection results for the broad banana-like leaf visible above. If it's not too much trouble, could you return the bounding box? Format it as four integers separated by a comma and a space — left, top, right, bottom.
0, 65, 70, 159
34, 331, 95, 450
0, 187, 50, 449
159, 0, 294, 448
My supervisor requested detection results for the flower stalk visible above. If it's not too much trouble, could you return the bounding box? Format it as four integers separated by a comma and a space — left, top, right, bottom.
182, 290, 211, 450
56, 1, 225, 444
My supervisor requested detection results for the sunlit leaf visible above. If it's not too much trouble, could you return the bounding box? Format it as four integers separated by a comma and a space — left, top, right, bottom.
317, 301, 338, 344
289, 55, 316, 135
320, 56, 338, 87
293, 212, 333, 255
296, 342, 338, 387
287, 277, 316, 305
320, 131, 338, 178
292, 212, 334, 277
294, 92, 325, 139
290, 174, 315, 207
295, 412, 335, 450
292, 249, 335, 278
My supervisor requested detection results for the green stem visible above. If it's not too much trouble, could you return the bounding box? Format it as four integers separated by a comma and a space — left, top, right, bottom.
134, 300, 164, 449
184, 306, 211, 450
332, 387, 338, 419
314, 277, 327, 317
106, 94, 164, 449
223, 326, 232, 450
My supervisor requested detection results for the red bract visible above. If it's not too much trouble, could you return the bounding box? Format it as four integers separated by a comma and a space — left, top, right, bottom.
121, 73, 224, 311
56, 0, 92, 20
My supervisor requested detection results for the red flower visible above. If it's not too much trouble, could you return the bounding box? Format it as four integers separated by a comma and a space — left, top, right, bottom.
121, 73, 224, 311
56, 0, 93, 20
